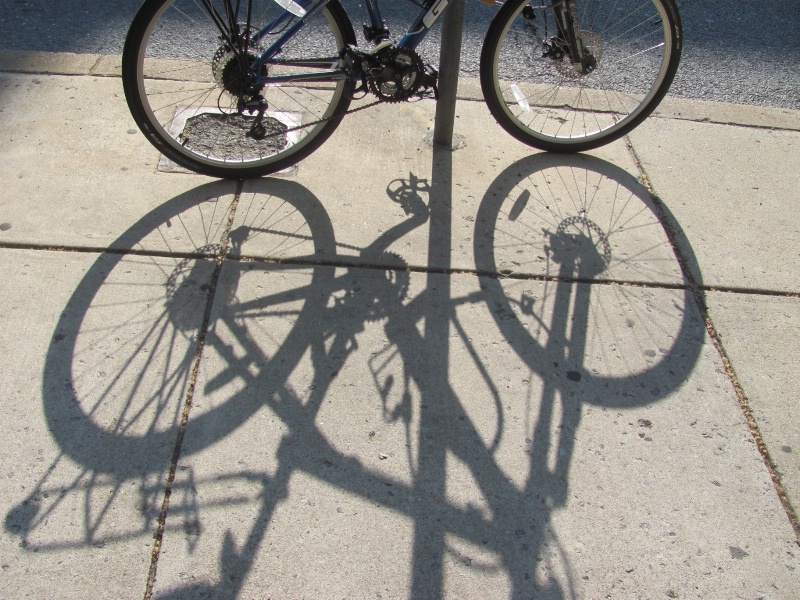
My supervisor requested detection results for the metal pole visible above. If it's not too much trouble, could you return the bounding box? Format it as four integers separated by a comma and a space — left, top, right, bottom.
432, 0, 465, 147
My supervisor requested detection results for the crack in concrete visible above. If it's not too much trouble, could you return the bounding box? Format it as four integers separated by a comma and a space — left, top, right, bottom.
649, 113, 800, 133
626, 137, 800, 548
1, 240, 798, 299
142, 181, 244, 600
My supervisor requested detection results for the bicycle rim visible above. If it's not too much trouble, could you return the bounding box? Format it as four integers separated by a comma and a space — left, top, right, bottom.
123, 0, 354, 177
481, 0, 680, 151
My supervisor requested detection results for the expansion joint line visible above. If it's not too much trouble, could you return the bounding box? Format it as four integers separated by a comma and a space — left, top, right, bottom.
653, 113, 800, 134
0, 248, 797, 300
625, 138, 800, 547
226, 252, 799, 298
142, 180, 244, 600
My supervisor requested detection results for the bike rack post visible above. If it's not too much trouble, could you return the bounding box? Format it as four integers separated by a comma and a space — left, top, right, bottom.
432, 0, 465, 147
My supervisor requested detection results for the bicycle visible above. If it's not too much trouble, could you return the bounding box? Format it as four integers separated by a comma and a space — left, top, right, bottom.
122, 0, 681, 178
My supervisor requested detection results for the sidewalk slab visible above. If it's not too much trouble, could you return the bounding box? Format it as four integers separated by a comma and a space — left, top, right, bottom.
1, 59, 799, 600
0, 50, 102, 76
627, 118, 800, 292
652, 96, 800, 132
705, 291, 800, 516
0, 249, 213, 597
150, 261, 799, 598
0, 72, 235, 252
2, 63, 790, 292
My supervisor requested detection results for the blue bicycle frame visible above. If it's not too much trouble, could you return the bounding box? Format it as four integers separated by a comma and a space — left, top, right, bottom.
245, 0, 451, 85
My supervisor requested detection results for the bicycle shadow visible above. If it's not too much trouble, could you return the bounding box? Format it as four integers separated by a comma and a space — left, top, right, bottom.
7, 151, 706, 599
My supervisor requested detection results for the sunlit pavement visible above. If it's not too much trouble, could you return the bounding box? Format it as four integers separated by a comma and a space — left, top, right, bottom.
1, 51, 799, 599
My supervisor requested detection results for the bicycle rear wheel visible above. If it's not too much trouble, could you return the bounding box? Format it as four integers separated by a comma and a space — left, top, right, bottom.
480, 0, 681, 152
123, 0, 356, 178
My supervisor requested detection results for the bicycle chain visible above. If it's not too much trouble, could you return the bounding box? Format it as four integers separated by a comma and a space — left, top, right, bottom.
269, 83, 437, 137
253, 69, 437, 136
279, 95, 384, 136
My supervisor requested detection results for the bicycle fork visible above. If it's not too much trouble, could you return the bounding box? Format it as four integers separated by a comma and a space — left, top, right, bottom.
550, 0, 596, 74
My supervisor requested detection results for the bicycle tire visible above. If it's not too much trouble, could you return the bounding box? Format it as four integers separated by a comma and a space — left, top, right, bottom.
122, 0, 357, 178
480, 0, 682, 152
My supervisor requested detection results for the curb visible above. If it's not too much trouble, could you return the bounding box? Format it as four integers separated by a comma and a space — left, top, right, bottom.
2, 49, 799, 132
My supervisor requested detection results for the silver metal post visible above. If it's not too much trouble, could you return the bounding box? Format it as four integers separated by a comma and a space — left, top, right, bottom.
432, 0, 465, 147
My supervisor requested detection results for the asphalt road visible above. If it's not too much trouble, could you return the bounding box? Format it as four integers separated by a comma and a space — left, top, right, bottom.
2, 0, 798, 110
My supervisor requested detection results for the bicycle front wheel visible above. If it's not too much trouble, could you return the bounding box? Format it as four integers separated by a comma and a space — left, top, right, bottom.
123, 0, 356, 178
480, 0, 681, 152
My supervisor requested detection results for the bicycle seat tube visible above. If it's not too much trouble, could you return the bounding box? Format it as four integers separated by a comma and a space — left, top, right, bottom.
363, 0, 390, 43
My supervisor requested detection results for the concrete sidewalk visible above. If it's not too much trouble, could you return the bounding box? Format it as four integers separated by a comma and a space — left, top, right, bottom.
1, 51, 799, 599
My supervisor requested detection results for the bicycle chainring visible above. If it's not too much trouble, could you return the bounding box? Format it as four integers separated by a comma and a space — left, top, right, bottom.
366, 47, 425, 102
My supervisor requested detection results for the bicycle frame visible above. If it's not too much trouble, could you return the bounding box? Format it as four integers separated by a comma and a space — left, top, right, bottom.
234, 0, 593, 86
220, 0, 454, 85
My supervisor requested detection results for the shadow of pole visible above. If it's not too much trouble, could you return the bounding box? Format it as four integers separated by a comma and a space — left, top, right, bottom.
407, 143, 454, 597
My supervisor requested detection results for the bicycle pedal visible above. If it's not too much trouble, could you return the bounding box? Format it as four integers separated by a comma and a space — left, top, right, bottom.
350, 82, 369, 100
419, 65, 439, 100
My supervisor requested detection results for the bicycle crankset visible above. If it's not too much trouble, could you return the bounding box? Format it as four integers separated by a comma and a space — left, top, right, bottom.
359, 46, 438, 102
